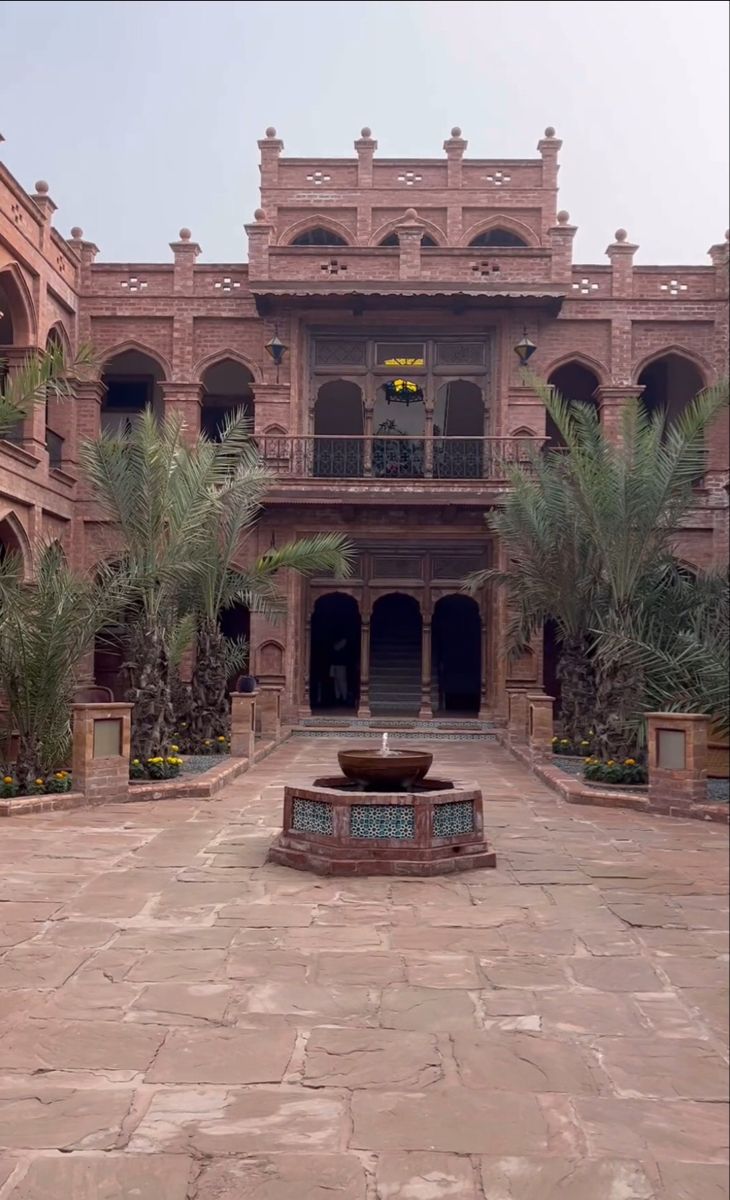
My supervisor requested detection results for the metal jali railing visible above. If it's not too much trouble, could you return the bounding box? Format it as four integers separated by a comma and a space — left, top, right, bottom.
258, 435, 544, 480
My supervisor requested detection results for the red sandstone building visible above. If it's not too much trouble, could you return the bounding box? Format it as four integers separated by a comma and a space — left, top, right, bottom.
1, 126, 728, 722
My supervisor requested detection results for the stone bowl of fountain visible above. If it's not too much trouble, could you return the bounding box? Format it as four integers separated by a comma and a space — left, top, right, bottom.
268, 731, 496, 877
337, 736, 432, 790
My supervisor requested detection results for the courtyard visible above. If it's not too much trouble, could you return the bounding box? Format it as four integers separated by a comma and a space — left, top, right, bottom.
0, 736, 727, 1199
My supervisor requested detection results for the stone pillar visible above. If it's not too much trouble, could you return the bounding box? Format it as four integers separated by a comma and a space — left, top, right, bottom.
479, 618, 489, 719
594, 384, 644, 448
245, 209, 274, 280
647, 711, 709, 807
170, 229, 201, 295
355, 128, 377, 243
160, 382, 202, 445
607, 229, 637, 299
709, 232, 729, 299
230, 692, 257, 761
358, 620, 371, 717
548, 211, 576, 283
537, 127, 562, 232
0, 346, 44, 454
396, 210, 424, 279
507, 690, 529, 743
72, 702, 131, 804
419, 618, 433, 719
258, 686, 282, 741
258, 127, 283, 188
527, 693, 554, 755
31, 180, 56, 256
443, 127, 467, 188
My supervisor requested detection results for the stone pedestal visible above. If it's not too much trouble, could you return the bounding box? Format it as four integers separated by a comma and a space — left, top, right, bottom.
527, 693, 555, 755
230, 692, 257, 761
258, 687, 281, 741
72, 703, 131, 804
647, 712, 709, 807
507, 690, 529, 743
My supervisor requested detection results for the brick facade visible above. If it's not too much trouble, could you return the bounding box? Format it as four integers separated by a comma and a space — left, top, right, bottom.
1, 126, 727, 720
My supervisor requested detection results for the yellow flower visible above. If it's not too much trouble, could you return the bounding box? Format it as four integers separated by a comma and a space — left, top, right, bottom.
551, 736, 558, 743
581, 739, 590, 745
3, 775, 13, 784
132, 759, 140, 765
584, 757, 592, 763
606, 760, 615, 767
560, 738, 570, 744
217, 736, 226, 743
170, 744, 180, 753
624, 758, 636, 766
35, 778, 45, 786
55, 771, 67, 779
204, 739, 211, 746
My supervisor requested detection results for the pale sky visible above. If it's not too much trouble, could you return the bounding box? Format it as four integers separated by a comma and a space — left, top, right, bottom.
1, 0, 728, 265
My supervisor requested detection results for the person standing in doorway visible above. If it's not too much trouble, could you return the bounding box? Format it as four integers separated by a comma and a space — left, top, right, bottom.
330, 637, 348, 704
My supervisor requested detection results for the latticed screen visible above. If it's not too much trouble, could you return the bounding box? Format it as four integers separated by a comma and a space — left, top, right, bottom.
433, 800, 474, 836
350, 804, 415, 839
291, 798, 334, 835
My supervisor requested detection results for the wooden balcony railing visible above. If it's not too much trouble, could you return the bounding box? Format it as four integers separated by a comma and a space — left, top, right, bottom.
259, 435, 544, 481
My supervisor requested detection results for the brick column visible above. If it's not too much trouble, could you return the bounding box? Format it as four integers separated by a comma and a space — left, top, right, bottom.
607, 229, 637, 298
507, 689, 529, 743
258, 686, 281, 741
230, 692, 256, 760
355, 128, 377, 243
527, 693, 554, 755
170, 228, 200, 295
594, 384, 643, 447
397, 210, 424, 279
72, 702, 131, 804
419, 618, 433, 719
548, 211, 576, 282
358, 619, 371, 718
245, 209, 274, 280
443, 127, 467, 189
647, 711, 709, 807
537, 127, 562, 233
161, 382, 202, 445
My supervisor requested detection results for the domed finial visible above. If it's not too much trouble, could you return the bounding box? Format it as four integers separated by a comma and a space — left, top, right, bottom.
178, 227, 191, 241
451, 126, 462, 138
615, 228, 628, 243
404, 207, 418, 220
70, 226, 83, 240
361, 126, 372, 138
265, 126, 277, 138
557, 210, 570, 225
34, 180, 49, 194
254, 208, 266, 221
544, 126, 556, 138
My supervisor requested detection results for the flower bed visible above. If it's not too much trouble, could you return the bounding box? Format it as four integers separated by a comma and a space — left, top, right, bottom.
171, 728, 231, 756
1, 770, 72, 799
129, 755, 183, 782
583, 756, 648, 786
552, 735, 595, 757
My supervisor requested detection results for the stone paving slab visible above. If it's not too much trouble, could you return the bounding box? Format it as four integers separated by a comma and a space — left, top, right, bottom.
0, 735, 726, 1197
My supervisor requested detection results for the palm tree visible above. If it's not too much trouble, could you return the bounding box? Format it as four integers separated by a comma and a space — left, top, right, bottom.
81, 408, 351, 758
468, 376, 728, 758
0, 342, 94, 436
466, 453, 600, 741
0, 543, 123, 788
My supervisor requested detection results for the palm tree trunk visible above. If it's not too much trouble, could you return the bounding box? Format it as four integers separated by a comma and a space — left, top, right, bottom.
124, 620, 174, 760
594, 656, 643, 761
556, 635, 597, 742
14, 733, 42, 792
190, 619, 230, 744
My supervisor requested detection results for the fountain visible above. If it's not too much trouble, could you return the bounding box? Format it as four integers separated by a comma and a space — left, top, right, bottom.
267, 735, 496, 876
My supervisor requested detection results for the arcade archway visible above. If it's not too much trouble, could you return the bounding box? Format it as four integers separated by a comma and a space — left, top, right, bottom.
432, 595, 481, 714
309, 593, 361, 712
370, 593, 422, 716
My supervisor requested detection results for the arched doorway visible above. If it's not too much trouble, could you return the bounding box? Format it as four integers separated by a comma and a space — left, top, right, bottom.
309, 593, 361, 712
0, 515, 27, 573
546, 362, 600, 448
101, 349, 165, 434
638, 354, 704, 430
432, 595, 481, 714
201, 359, 254, 441
220, 601, 251, 688
434, 380, 484, 477
313, 380, 364, 477
370, 593, 422, 716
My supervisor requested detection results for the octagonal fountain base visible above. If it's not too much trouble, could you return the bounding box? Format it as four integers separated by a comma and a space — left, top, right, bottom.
268, 775, 496, 876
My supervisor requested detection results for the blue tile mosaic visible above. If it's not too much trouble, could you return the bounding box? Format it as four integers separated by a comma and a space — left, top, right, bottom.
350, 804, 415, 839
433, 800, 475, 836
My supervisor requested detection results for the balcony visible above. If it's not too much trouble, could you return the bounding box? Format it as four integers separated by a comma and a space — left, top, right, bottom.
259, 435, 543, 483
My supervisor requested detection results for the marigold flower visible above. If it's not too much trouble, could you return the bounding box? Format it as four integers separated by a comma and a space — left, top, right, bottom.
35, 778, 45, 786
560, 738, 570, 744
170, 744, 180, 753
606, 760, 615, 767
132, 759, 140, 765
3, 776, 13, 784
217, 736, 226, 743
624, 758, 636, 766
55, 771, 66, 779
552, 736, 558, 743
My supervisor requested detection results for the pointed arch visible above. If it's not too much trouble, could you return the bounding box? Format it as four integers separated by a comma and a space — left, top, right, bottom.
45, 322, 72, 356
369, 216, 446, 248
632, 344, 712, 387
511, 425, 538, 438
100, 339, 171, 380
279, 216, 355, 247
543, 351, 609, 387
461, 215, 539, 249
0, 263, 37, 344
0, 508, 32, 577
263, 423, 288, 436
193, 347, 262, 384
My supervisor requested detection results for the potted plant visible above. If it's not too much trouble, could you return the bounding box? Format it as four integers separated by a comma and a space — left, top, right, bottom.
237, 674, 257, 694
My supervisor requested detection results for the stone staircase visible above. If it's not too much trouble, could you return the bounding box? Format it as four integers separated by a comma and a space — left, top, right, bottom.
368, 622, 422, 717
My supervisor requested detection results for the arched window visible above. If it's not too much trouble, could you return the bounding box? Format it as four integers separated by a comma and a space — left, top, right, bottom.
201, 358, 254, 441
378, 233, 437, 247
313, 380, 364, 477
469, 229, 528, 248
638, 353, 704, 430
101, 349, 165, 434
546, 362, 600, 448
291, 228, 347, 247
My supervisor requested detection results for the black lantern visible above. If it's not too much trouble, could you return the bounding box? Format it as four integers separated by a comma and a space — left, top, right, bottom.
514, 329, 537, 366
384, 378, 424, 406
264, 328, 288, 381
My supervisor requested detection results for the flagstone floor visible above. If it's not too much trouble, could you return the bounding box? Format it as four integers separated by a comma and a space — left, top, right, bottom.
0, 737, 727, 1199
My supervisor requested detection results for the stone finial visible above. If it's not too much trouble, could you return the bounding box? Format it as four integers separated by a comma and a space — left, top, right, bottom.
451, 126, 462, 137
614, 228, 628, 242
557, 210, 570, 224
361, 126, 372, 138
70, 226, 84, 240
265, 126, 277, 138
404, 207, 418, 220
544, 126, 556, 138
254, 208, 266, 221
34, 179, 49, 194
178, 227, 192, 241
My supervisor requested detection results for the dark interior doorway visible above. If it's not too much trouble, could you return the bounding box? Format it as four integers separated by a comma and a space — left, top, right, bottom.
220, 602, 251, 687
543, 619, 561, 713
432, 595, 481, 714
370, 593, 422, 716
310, 593, 361, 712
546, 363, 600, 448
